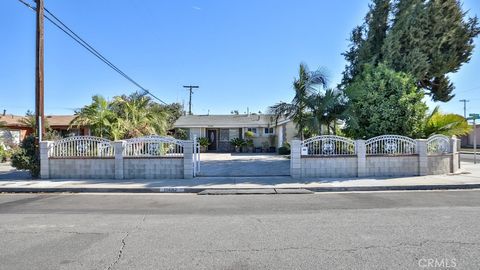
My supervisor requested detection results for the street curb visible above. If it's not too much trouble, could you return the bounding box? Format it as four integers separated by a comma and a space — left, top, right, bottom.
305, 184, 480, 192
1, 184, 480, 194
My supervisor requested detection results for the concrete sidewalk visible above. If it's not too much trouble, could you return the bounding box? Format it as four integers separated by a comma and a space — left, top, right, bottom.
1, 162, 480, 193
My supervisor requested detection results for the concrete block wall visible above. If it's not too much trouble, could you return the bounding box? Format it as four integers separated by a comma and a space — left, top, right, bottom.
366, 156, 418, 177
301, 157, 357, 178
123, 158, 183, 179
428, 155, 452, 175
40, 140, 194, 180
49, 158, 115, 179
290, 137, 459, 178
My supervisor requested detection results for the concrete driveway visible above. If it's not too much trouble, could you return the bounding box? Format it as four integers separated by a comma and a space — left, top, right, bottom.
198, 153, 290, 177
0, 163, 30, 180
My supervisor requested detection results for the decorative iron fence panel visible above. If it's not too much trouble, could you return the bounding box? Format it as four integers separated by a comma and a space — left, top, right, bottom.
301, 135, 356, 156
427, 135, 451, 155
49, 136, 114, 158
365, 135, 416, 155
123, 136, 185, 157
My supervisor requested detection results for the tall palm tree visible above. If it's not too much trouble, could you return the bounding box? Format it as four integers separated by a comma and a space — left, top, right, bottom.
269, 63, 328, 140
71, 95, 115, 138
424, 106, 472, 137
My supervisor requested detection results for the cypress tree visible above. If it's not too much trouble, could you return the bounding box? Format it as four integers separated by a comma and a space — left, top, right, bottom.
341, 0, 390, 86
383, 0, 479, 101
342, 0, 479, 102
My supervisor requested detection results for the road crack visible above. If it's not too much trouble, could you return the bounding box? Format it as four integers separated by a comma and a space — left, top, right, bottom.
106, 215, 146, 270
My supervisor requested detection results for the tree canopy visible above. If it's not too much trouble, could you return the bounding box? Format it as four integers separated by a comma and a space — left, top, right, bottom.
344, 64, 428, 138
342, 0, 479, 102
71, 92, 183, 140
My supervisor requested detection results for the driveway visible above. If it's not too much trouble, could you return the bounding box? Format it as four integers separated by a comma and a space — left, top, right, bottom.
198, 153, 290, 177
0, 162, 30, 180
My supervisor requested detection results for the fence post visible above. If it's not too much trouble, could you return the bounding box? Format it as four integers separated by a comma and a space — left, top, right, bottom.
114, 141, 124, 180
193, 135, 198, 177
451, 136, 459, 173
290, 140, 301, 178
40, 141, 52, 179
356, 140, 366, 177
183, 142, 194, 179
417, 139, 428, 176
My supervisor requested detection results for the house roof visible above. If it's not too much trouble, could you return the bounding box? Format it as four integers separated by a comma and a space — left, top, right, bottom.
174, 114, 289, 128
0, 115, 77, 128
0, 115, 26, 128
45, 115, 76, 127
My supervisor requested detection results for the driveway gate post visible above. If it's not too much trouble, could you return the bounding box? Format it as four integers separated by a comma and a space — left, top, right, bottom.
290, 140, 301, 178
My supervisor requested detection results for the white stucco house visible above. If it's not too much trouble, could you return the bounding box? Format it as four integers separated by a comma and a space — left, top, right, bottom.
173, 114, 296, 152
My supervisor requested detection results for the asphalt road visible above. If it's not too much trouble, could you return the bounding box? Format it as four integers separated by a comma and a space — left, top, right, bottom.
1, 191, 480, 270
461, 152, 479, 163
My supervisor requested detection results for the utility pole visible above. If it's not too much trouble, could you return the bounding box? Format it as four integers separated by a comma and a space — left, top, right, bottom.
459, 99, 470, 118
183, 85, 199, 115
35, 0, 45, 141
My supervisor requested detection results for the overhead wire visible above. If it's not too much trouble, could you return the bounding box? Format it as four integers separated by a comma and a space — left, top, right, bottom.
17, 0, 168, 105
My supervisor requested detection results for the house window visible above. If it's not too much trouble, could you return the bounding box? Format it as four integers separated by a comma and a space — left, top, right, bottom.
264, 128, 274, 135
247, 128, 257, 134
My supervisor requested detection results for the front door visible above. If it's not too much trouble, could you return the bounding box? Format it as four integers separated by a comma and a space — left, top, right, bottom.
207, 129, 217, 151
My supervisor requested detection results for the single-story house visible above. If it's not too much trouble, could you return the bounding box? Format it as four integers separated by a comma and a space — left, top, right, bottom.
174, 114, 296, 152
0, 114, 89, 144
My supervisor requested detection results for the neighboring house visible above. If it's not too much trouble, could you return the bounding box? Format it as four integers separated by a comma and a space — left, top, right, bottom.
460, 124, 480, 147
174, 114, 296, 152
0, 114, 89, 144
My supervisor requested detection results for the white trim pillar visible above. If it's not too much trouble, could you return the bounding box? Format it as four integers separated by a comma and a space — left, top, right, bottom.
40, 141, 52, 179
114, 141, 124, 180
290, 139, 301, 178
417, 139, 428, 176
278, 125, 284, 148
356, 140, 367, 177
183, 142, 194, 179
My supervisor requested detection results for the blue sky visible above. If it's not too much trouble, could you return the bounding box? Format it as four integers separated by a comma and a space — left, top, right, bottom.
1, 0, 479, 117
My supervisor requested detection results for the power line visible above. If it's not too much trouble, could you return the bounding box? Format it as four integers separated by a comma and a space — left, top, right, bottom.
17, 0, 167, 105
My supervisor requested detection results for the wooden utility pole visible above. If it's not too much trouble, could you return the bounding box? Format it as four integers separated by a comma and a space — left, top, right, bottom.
459, 99, 469, 119
183, 85, 199, 115
35, 0, 45, 141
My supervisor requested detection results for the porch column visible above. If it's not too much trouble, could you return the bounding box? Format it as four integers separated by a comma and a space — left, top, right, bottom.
278, 125, 284, 148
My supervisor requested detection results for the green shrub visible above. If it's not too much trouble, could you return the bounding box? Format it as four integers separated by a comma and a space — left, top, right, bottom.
278, 142, 291, 155
230, 137, 246, 147
0, 144, 8, 162
198, 137, 210, 148
11, 135, 39, 178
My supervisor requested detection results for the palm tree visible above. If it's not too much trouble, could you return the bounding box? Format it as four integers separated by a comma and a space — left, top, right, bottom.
424, 106, 472, 137
269, 63, 328, 140
308, 89, 347, 135
71, 95, 115, 138
112, 93, 169, 138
